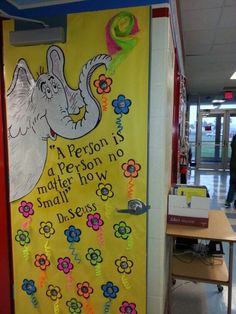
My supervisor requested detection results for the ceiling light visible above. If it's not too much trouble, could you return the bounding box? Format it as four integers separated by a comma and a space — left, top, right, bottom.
212, 99, 225, 104
230, 71, 236, 80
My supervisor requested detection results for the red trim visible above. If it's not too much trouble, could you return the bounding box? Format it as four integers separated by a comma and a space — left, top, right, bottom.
167, 214, 208, 228
152, 7, 169, 18
0, 21, 14, 314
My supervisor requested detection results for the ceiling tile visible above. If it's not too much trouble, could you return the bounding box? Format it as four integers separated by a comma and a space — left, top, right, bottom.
185, 54, 236, 65
181, 8, 222, 31
225, 0, 236, 6
219, 5, 236, 27
184, 44, 212, 56
211, 43, 236, 53
180, 0, 224, 11
214, 27, 236, 44
183, 29, 216, 46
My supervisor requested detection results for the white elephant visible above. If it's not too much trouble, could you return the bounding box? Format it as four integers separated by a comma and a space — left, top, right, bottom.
7, 45, 111, 202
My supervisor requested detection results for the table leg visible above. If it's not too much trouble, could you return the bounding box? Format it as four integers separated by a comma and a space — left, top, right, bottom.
166, 236, 174, 314
227, 242, 233, 314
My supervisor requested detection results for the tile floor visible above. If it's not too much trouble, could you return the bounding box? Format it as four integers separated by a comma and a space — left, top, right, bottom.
170, 169, 236, 314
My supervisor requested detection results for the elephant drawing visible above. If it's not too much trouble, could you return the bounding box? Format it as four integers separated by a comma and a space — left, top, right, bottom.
7, 45, 111, 202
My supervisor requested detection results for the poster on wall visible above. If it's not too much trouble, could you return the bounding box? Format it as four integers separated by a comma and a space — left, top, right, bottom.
3, 7, 150, 314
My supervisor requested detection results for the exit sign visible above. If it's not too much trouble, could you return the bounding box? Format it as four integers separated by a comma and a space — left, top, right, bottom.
224, 91, 233, 99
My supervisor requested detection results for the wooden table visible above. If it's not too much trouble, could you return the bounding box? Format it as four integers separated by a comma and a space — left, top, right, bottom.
166, 210, 236, 314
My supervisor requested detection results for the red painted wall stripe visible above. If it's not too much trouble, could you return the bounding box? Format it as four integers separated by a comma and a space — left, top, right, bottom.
0, 21, 14, 314
152, 7, 169, 18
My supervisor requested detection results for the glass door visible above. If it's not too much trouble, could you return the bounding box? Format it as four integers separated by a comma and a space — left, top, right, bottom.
227, 112, 236, 160
196, 109, 236, 169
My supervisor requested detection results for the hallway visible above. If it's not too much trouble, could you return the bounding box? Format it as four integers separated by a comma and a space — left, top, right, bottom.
171, 169, 236, 314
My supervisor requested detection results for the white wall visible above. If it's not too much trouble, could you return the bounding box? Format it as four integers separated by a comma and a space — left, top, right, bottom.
147, 4, 175, 313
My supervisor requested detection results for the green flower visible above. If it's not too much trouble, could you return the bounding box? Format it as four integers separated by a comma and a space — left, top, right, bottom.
113, 221, 131, 240
86, 248, 103, 266
15, 229, 30, 246
66, 298, 82, 313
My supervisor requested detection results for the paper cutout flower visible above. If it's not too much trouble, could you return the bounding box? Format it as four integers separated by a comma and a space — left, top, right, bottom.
112, 95, 131, 114
86, 213, 104, 231
46, 284, 62, 301
115, 256, 133, 274
119, 301, 137, 314
34, 254, 50, 271
66, 298, 82, 314
18, 200, 34, 218
96, 183, 114, 201
101, 281, 119, 299
77, 281, 93, 299
94, 74, 112, 94
39, 221, 55, 239
15, 229, 30, 246
22, 279, 36, 295
64, 226, 81, 243
86, 248, 103, 266
122, 159, 141, 178
57, 257, 74, 274
113, 221, 132, 240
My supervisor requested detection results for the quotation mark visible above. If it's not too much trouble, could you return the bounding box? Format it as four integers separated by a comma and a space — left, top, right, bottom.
49, 145, 55, 150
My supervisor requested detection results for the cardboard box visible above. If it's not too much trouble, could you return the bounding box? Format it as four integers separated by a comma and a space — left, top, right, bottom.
168, 194, 209, 228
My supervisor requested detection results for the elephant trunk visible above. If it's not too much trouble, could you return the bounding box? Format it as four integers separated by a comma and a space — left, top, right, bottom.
47, 107, 99, 139
48, 54, 111, 140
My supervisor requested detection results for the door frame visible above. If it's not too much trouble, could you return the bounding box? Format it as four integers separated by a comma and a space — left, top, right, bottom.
196, 109, 236, 170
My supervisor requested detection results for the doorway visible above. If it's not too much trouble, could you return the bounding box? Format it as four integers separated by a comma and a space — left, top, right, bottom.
196, 109, 236, 169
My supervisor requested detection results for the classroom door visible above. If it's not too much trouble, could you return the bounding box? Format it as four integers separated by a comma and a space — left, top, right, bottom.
3, 7, 150, 314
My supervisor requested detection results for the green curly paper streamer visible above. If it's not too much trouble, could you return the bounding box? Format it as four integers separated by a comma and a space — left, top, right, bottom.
106, 12, 139, 75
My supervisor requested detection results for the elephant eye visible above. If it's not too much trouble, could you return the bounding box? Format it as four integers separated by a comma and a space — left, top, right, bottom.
52, 82, 58, 93
49, 76, 59, 94
45, 86, 52, 99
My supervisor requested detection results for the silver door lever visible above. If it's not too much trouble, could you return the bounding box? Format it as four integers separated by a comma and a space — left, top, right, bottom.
116, 199, 150, 215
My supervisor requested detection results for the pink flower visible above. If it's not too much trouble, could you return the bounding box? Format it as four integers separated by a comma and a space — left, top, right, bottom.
18, 201, 34, 218
119, 301, 137, 314
57, 257, 73, 274
86, 213, 104, 231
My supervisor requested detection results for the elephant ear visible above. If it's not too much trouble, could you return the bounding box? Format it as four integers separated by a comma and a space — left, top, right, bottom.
7, 59, 36, 138
47, 45, 83, 114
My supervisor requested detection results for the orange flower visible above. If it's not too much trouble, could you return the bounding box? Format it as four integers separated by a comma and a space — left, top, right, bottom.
94, 74, 112, 94
34, 254, 50, 271
122, 159, 141, 178
77, 281, 93, 299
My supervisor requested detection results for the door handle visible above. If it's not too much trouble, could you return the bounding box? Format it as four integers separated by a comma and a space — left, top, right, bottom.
116, 199, 150, 215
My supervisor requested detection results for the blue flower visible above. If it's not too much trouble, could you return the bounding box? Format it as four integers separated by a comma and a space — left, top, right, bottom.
112, 95, 131, 115
101, 281, 119, 299
22, 279, 36, 295
64, 225, 81, 243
